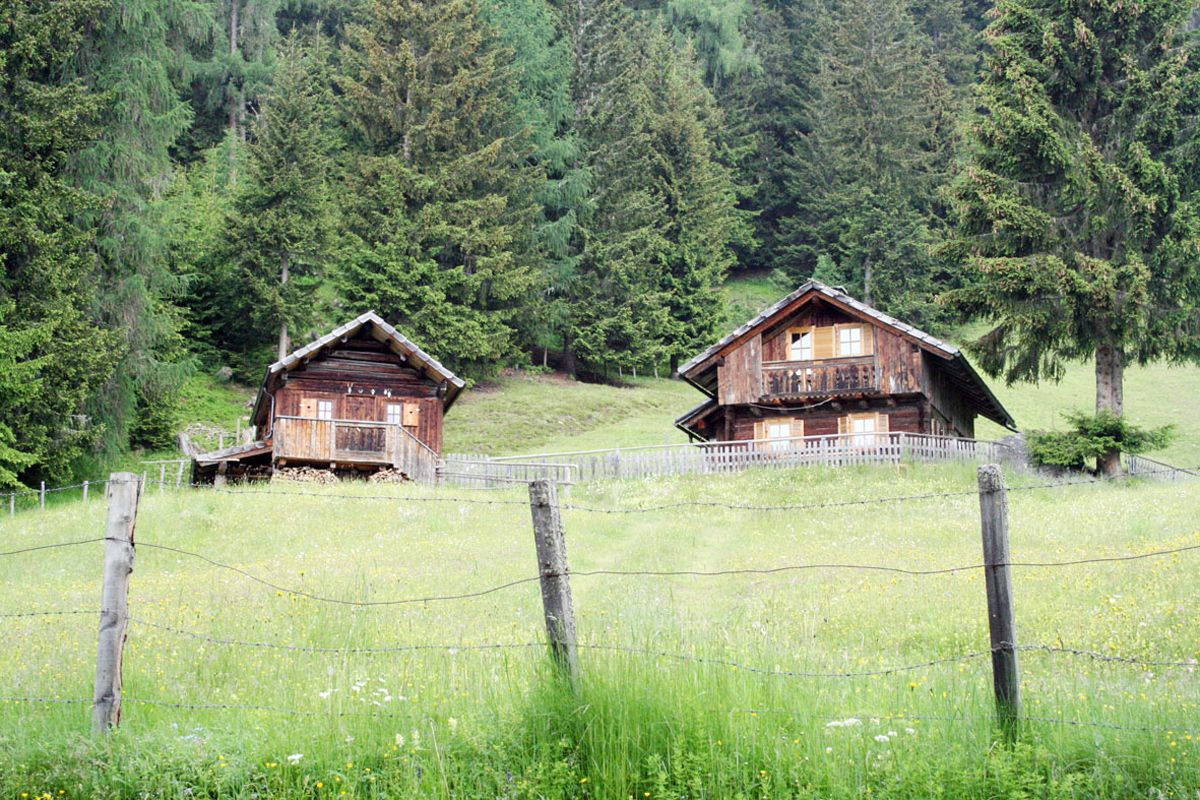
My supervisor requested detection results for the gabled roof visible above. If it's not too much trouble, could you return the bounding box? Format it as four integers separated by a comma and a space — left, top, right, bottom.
251, 311, 466, 426
679, 281, 1016, 430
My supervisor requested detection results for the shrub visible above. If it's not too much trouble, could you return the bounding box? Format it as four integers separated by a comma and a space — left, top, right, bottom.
1026, 411, 1172, 471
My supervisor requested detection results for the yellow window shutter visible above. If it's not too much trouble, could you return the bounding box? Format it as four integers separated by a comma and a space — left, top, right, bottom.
876, 412, 890, 432
814, 326, 835, 360
861, 325, 875, 356
790, 419, 804, 439
403, 402, 420, 427
299, 398, 317, 418
837, 415, 849, 436
753, 420, 765, 440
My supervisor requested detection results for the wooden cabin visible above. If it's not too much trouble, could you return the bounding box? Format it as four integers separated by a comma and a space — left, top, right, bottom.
675, 281, 1015, 446
193, 312, 465, 483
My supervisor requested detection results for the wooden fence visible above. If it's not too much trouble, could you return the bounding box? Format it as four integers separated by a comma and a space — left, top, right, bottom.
444, 432, 1014, 485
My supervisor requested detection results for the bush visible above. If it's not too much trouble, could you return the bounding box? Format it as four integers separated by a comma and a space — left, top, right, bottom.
1026, 410, 1172, 470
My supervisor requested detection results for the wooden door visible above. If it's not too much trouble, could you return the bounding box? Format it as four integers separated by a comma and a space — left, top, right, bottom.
342, 395, 377, 422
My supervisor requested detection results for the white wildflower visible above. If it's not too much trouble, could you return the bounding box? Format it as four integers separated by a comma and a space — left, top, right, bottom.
395, 734, 405, 747
825, 718, 862, 728
874, 735, 890, 744
287, 754, 303, 765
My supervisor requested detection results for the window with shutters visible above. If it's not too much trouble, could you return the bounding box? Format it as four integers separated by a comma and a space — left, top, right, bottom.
788, 328, 813, 361
754, 417, 803, 451
317, 400, 333, 421
840, 412, 889, 447
838, 325, 863, 356
386, 403, 403, 426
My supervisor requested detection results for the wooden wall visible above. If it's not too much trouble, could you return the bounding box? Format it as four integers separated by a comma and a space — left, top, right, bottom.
259, 336, 446, 453
758, 299, 922, 395
920, 354, 975, 439
727, 398, 927, 440
717, 334, 762, 404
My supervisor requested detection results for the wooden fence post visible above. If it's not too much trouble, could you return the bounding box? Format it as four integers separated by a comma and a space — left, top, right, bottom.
39, 481, 45, 510
175, 461, 185, 489
978, 464, 1021, 735
93, 472, 141, 733
83, 481, 89, 504
158, 463, 165, 493
528, 479, 580, 691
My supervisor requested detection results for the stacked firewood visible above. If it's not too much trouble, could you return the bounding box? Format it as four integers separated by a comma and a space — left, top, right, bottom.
368, 468, 411, 484
272, 466, 338, 485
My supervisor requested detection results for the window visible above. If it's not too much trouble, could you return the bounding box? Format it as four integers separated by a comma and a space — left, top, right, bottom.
386, 403, 403, 426
850, 414, 875, 447
755, 417, 801, 452
789, 329, 813, 361
838, 325, 863, 356
317, 400, 333, 421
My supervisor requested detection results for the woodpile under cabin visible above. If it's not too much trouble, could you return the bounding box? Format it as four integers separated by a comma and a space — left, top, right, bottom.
192, 312, 464, 483
675, 281, 1016, 447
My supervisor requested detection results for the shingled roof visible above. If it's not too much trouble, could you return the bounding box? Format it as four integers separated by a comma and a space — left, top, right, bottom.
679, 281, 1016, 430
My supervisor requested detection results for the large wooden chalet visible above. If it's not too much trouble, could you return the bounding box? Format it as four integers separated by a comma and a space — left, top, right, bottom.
193, 312, 464, 483
675, 281, 1015, 446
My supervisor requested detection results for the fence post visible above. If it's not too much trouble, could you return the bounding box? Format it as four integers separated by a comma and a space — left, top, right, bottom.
527, 479, 580, 691
83, 481, 89, 504
8, 493, 13, 515
40, 481, 45, 510
978, 464, 1021, 735
93, 472, 141, 733
175, 461, 185, 489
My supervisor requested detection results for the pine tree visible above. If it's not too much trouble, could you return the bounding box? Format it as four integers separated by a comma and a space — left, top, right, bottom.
225, 34, 339, 363
482, 0, 591, 368
337, 0, 540, 379
945, 0, 1200, 475
0, 0, 122, 483
67, 0, 203, 455
778, 0, 953, 322
664, 0, 759, 90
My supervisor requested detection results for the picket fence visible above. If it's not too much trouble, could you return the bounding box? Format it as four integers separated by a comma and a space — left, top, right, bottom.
441, 432, 1016, 487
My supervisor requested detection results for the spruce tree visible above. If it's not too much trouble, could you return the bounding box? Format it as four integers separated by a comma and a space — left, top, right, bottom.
337, 0, 540, 379
67, 0, 202, 455
946, 0, 1200, 476
0, 0, 121, 482
225, 33, 339, 362
779, 0, 954, 322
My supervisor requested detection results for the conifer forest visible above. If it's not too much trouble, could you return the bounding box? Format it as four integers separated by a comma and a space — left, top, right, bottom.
6, 0, 1200, 485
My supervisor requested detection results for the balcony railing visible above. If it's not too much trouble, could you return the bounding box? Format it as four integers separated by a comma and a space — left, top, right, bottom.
272, 416, 439, 482
761, 357, 880, 399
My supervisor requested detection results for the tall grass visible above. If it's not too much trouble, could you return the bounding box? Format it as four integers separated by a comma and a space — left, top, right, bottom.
1, 463, 1198, 797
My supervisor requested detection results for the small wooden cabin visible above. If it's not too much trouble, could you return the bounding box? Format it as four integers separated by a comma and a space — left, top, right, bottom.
193, 312, 465, 483
675, 281, 1015, 445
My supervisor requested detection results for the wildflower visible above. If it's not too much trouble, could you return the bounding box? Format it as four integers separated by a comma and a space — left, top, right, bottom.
316, 782, 324, 789
825, 747, 834, 754
905, 728, 916, 735
825, 718, 862, 728
287, 754, 303, 764
448, 717, 458, 732
874, 735, 890, 743
395, 734, 405, 746
580, 777, 589, 784
886, 731, 897, 737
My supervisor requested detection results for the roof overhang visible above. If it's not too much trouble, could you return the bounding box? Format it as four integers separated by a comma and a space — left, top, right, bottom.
674, 398, 721, 441
194, 440, 273, 466
251, 312, 467, 426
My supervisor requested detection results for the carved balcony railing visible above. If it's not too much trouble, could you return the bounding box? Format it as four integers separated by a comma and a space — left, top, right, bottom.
761, 357, 880, 399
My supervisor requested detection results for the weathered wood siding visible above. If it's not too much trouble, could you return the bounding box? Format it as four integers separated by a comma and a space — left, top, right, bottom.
758, 298, 921, 395
920, 353, 975, 438
717, 334, 762, 405
261, 336, 445, 453
727, 398, 927, 441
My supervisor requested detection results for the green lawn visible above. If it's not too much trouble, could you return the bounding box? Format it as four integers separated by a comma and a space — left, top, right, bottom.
2, 465, 1198, 797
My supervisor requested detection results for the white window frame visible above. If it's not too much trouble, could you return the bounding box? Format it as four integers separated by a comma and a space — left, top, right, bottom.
789, 329, 813, 361
386, 403, 403, 426
766, 420, 793, 452
850, 415, 876, 447
317, 400, 334, 421
838, 325, 863, 356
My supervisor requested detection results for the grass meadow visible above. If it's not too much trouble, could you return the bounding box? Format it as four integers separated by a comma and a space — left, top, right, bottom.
2, 463, 1199, 798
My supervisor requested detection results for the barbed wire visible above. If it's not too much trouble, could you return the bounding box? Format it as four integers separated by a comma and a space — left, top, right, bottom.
1017, 644, 1199, 668
736, 708, 1199, 735
0, 538, 106, 558
133, 541, 545, 605
180, 483, 530, 506
0, 610, 96, 620
2, 479, 111, 499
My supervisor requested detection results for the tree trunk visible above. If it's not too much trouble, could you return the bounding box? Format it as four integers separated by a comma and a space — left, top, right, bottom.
1095, 339, 1125, 477
862, 255, 873, 306
561, 331, 577, 378
669, 353, 680, 378
277, 252, 290, 362
228, 0, 239, 183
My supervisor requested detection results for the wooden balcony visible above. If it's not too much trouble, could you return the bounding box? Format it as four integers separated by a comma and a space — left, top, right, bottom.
761, 357, 880, 399
272, 416, 439, 482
